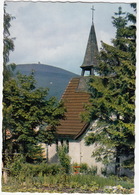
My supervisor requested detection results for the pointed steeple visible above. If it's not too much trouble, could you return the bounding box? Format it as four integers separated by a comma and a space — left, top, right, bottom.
81, 6, 98, 76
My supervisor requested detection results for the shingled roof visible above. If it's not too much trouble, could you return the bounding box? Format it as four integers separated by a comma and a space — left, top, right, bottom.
81, 23, 98, 69
56, 77, 90, 140
81, 23, 98, 76
56, 12, 98, 139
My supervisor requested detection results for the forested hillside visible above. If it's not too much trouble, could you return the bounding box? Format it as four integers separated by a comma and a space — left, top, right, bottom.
13, 63, 79, 99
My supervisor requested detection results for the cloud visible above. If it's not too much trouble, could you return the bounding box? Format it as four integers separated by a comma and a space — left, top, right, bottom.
6, 2, 132, 74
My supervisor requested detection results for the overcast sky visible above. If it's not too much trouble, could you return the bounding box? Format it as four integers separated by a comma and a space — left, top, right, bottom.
5, 1, 135, 74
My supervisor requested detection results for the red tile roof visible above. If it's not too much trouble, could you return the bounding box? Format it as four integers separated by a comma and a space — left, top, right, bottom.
56, 77, 90, 139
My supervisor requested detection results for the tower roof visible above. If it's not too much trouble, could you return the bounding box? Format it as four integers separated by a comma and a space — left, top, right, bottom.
80, 23, 98, 70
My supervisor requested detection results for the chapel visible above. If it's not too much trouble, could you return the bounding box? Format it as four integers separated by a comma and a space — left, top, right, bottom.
56, 12, 98, 141
44, 7, 104, 175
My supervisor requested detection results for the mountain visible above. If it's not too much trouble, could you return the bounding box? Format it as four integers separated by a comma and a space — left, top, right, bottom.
13, 63, 79, 99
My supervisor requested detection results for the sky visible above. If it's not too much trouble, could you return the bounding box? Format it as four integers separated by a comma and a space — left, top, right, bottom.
4, 0, 135, 75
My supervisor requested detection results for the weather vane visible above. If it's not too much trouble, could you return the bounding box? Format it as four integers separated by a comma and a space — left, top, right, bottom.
91, 5, 95, 24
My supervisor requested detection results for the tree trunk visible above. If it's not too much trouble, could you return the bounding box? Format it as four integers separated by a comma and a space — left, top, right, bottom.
115, 146, 120, 176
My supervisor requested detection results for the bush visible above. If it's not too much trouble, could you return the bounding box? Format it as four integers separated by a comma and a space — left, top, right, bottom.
80, 163, 89, 173
47, 163, 62, 175
57, 146, 71, 174
8, 158, 62, 178
71, 163, 97, 175
6, 154, 25, 177
88, 165, 97, 175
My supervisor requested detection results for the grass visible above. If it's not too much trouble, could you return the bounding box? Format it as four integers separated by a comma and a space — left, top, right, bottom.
2, 173, 134, 193
2, 159, 134, 193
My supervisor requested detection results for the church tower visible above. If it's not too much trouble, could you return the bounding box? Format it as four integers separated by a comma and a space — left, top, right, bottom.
80, 6, 98, 76
48, 7, 101, 170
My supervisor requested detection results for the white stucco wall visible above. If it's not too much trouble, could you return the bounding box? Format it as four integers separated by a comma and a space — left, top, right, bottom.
43, 120, 104, 174
64, 132, 103, 175
42, 125, 133, 176
69, 140, 81, 164
79, 135, 103, 175
48, 143, 58, 163
45, 130, 103, 175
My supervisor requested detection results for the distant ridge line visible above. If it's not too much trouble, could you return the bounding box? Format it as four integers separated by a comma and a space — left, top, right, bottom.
13, 63, 79, 100
17, 63, 79, 75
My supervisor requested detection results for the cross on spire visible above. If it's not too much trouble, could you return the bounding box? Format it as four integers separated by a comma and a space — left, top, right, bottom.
91, 5, 95, 24
80, 5, 98, 76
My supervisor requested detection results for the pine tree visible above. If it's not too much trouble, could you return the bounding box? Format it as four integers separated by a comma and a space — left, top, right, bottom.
3, 5, 66, 163
3, 4, 16, 161
3, 73, 66, 162
83, 4, 136, 176
3, 3, 16, 81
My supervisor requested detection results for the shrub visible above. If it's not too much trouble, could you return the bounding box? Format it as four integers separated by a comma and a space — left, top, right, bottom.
80, 163, 89, 174
101, 167, 107, 176
71, 163, 97, 175
6, 154, 25, 177
47, 163, 62, 175
8, 159, 62, 178
57, 146, 71, 173
88, 165, 97, 175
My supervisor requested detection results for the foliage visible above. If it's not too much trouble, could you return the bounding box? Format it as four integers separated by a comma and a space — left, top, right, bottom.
3, 72, 66, 162
82, 5, 136, 176
57, 145, 71, 173
88, 165, 97, 175
3, 163, 132, 194
6, 154, 25, 177
79, 163, 89, 173
2, 172, 134, 193
72, 162, 97, 175
3, 5, 66, 164
3, 3, 16, 81
3, 3, 16, 159
7, 158, 62, 178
